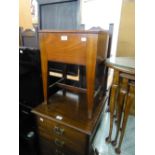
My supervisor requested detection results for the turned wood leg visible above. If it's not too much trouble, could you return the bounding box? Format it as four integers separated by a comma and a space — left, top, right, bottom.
111, 90, 126, 147
115, 82, 135, 154
111, 77, 128, 147
105, 70, 119, 143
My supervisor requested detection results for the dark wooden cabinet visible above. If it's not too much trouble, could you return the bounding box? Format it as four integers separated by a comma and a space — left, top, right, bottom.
32, 90, 108, 155
29, 28, 110, 155
32, 30, 109, 154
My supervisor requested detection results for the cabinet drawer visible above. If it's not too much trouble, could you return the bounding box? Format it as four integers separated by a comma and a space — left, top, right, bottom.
36, 116, 87, 155
39, 136, 82, 155
43, 33, 88, 65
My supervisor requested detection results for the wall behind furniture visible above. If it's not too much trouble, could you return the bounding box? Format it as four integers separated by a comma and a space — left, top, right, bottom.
81, 0, 123, 57
19, 0, 33, 29
116, 0, 135, 57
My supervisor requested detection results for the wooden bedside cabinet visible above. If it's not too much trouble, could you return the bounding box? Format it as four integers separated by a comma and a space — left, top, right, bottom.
39, 30, 109, 119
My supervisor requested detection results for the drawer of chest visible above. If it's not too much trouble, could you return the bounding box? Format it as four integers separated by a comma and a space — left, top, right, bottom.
36, 116, 87, 154
39, 137, 82, 155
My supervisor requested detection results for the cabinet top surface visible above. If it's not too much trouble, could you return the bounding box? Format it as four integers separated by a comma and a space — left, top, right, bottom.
39, 29, 109, 34
32, 90, 107, 135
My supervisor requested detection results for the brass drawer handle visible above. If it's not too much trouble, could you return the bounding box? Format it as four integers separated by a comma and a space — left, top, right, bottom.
55, 149, 65, 155
54, 138, 65, 147
53, 126, 64, 136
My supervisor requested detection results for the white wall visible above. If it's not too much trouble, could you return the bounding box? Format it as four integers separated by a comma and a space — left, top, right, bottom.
81, 0, 123, 56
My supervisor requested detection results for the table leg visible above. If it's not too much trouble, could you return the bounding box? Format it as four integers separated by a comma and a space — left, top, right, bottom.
86, 36, 97, 119
115, 82, 135, 154
111, 77, 128, 147
40, 34, 48, 104
105, 71, 119, 143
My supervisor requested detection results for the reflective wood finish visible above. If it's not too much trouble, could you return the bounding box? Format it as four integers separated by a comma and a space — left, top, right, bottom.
32, 90, 108, 155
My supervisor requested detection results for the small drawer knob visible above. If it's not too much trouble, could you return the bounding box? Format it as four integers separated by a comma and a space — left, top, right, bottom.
53, 126, 64, 136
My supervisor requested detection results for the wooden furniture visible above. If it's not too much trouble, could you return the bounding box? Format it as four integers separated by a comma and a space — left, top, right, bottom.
39, 30, 109, 119
32, 90, 108, 155
32, 29, 109, 154
114, 74, 135, 154
105, 57, 135, 154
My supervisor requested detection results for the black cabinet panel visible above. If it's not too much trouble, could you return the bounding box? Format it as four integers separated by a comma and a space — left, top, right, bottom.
38, 0, 80, 30
40, 1, 79, 30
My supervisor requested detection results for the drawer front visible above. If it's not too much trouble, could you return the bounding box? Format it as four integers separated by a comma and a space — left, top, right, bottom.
43, 33, 88, 65
39, 136, 82, 155
36, 116, 87, 155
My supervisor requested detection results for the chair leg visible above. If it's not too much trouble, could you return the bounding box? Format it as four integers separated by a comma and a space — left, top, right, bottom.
115, 83, 135, 154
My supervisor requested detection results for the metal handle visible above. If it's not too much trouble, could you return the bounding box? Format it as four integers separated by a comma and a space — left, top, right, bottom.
55, 149, 65, 155
54, 139, 65, 147
53, 126, 64, 136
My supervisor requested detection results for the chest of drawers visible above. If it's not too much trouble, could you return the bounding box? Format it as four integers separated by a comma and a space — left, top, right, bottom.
36, 115, 87, 155
32, 90, 107, 155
